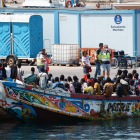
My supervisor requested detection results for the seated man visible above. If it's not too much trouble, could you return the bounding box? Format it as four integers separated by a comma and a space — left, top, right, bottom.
23, 67, 37, 83
52, 77, 65, 90
87, 74, 94, 88
38, 67, 48, 89
60, 74, 67, 85
93, 78, 101, 95
81, 78, 87, 93
103, 77, 113, 97
120, 74, 129, 96
112, 70, 122, 82
129, 79, 136, 95
72, 76, 82, 93
83, 81, 93, 94
116, 78, 124, 97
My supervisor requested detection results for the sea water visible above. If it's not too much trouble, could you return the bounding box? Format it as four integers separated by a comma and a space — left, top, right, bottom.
0, 118, 140, 139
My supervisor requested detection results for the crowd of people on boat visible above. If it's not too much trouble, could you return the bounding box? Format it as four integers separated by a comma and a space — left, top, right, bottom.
0, 59, 139, 97
0, 47, 139, 97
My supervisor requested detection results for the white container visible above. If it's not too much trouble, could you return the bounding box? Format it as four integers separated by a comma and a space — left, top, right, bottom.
52, 44, 79, 64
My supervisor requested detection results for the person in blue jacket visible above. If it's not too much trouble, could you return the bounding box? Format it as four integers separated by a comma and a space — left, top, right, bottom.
52, 77, 65, 90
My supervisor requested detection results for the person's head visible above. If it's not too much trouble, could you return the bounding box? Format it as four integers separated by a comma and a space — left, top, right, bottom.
65, 83, 69, 89
41, 48, 45, 54
60, 74, 65, 81
3, 63, 7, 68
99, 43, 103, 50
64, 78, 67, 82
0, 63, 2, 67
48, 74, 52, 81
43, 52, 47, 58
67, 76, 72, 82
132, 70, 137, 77
93, 78, 97, 83
121, 74, 125, 80
80, 78, 85, 84
104, 45, 108, 51
129, 79, 134, 86
31, 67, 35, 73
18, 63, 21, 68
97, 75, 104, 82
55, 77, 59, 82
127, 73, 132, 79
41, 67, 44, 72
116, 78, 120, 84
87, 81, 91, 87
82, 50, 88, 57
117, 70, 122, 76
87, 74, 90, 79
73, 76, 78, 82
134, 73, 139, 79
106, 77, 111, 83
123, 70, 128, 77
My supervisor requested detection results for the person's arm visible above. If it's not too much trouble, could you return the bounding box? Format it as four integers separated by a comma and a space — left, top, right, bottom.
93, 88, 97, 95
40, 54, 45, 63
92, 52, 96, 57
40, 58, 44, 63
82, 57, 89, 66
102, 86, 106, 95
96, 50, 101, 63
83, 61, 89, 66
84, 87, 88, 92
52, 83, 57, 89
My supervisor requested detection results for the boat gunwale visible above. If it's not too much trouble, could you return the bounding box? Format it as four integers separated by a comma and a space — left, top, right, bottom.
2, 81, 140, 101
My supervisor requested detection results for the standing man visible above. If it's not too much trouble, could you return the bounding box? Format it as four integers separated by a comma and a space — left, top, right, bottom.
102, 45, 111, 78
37, 49, 45, 73
94, 43, 103, 78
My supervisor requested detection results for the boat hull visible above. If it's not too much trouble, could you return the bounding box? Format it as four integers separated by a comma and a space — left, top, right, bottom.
0, 81, 140, 122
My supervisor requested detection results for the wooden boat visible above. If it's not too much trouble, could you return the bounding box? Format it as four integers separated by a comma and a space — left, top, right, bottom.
0, 81, 140, 123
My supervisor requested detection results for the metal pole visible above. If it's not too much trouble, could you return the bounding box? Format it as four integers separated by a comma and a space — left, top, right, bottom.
11, 33, 13, 54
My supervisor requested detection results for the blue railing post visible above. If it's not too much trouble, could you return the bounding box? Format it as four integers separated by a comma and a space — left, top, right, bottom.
54, 11, 59, 44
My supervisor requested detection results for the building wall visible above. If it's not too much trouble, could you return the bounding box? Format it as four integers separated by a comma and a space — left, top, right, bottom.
0, 9, 136, 57
59, 13, 78, 44
137, 13, 140, 56
81, 13, 133, 55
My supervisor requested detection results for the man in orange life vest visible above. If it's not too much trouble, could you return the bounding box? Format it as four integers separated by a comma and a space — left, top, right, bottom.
43, 53, 50, 74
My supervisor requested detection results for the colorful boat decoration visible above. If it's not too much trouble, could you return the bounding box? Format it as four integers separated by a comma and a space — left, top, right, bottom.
0, 81, 140, 123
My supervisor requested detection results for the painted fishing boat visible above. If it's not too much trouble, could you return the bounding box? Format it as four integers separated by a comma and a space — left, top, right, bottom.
0, 81, 140, 123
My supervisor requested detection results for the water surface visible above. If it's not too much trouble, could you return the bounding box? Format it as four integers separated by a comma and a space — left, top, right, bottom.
1, 118, 140, 139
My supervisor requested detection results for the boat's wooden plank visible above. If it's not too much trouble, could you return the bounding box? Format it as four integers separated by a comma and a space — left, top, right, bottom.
71, 94, 140, 100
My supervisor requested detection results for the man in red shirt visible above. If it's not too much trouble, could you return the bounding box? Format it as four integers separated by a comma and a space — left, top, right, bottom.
87, 74, 94, 88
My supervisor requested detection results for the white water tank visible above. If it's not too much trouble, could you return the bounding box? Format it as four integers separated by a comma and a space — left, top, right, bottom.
52, 44, 79, 64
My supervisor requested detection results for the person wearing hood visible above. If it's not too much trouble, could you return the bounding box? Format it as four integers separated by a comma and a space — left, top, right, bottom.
101, 45, 111, 78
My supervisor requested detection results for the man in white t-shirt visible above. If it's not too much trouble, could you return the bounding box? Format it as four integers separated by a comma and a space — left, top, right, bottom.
38, 67, 48, 89
5, 63, 13, 82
